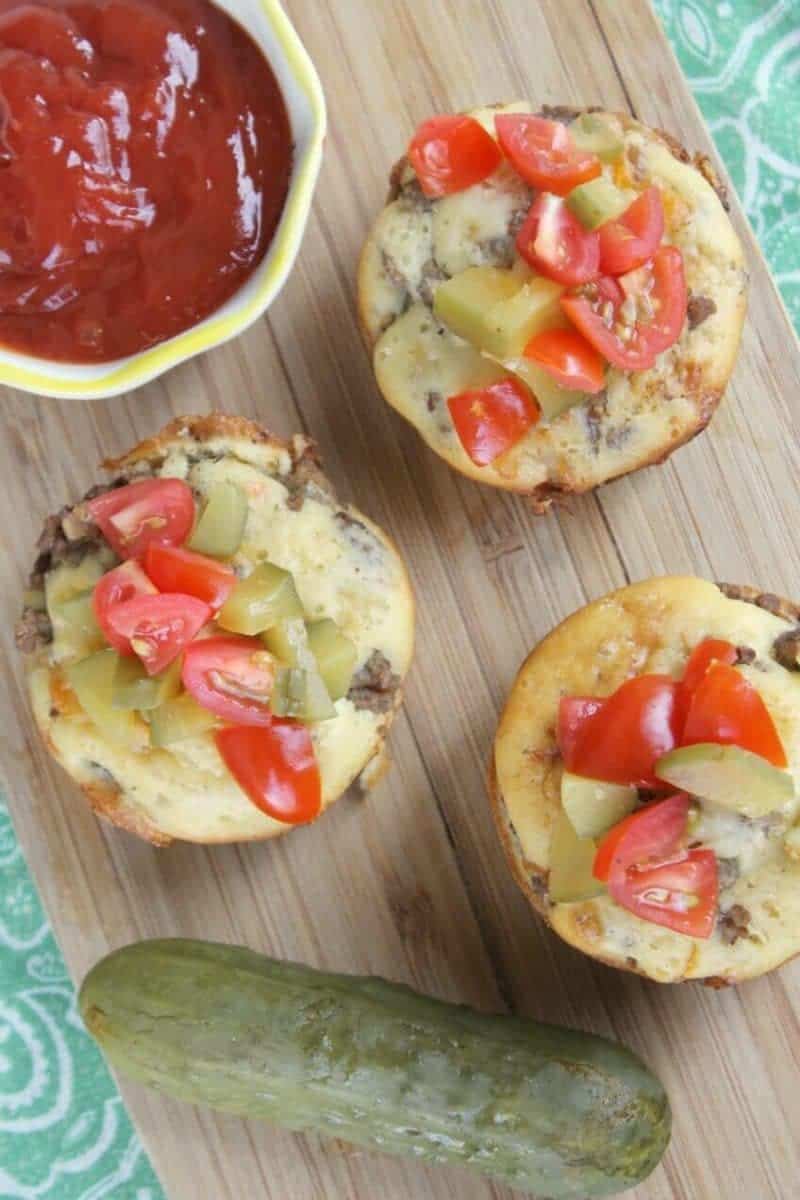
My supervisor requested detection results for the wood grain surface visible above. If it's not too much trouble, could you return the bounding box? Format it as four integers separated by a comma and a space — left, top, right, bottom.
2, 1, 799, 1197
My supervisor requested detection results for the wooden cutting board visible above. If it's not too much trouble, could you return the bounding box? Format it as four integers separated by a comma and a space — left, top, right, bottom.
2, 1, 799, 1197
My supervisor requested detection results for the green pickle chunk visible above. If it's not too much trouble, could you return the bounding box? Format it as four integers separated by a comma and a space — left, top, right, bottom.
112, 656, 182, 711
434, 267, 567, 359
548, 809, 604, 903
566, 178, 633, 230
188, 482, 248, 559
218, 563, 303, 636
262, 616, 315, 669
307, 618, 357, 700
569, 113, 624, 162
65, 650, 141, 746
271, 667, 336, 722
149, 692, 221, 747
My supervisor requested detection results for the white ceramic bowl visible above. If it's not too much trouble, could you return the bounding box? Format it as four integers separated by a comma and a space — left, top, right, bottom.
1, 0, 325, 400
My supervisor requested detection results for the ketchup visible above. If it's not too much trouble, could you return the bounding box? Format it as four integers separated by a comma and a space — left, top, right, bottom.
0, 0, 292, 361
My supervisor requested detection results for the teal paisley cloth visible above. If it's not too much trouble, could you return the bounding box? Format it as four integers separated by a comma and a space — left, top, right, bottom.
0, 2, 798, 1195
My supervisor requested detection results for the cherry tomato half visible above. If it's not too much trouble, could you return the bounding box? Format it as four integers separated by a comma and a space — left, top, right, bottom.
561, 246, 687, 370
182, 635, 276, 726
92, 560, 157, 654
408, 115, 502, 198
610, 848, 718, 939
557, 696, 606, 762
598, 186, 665, 276
682, 661, 787, 767
215, 721, 321, 825
523, 327, 606, 393
108, 593, 211, 675
495, 114, 601, 195
144, 543, 235, 612
516, 194, 600, 286
448, 378, 539, 467
674, 637, 738, 735
564, 674, 681, 787
88, 478, 195, 561
594, 793, 690, 882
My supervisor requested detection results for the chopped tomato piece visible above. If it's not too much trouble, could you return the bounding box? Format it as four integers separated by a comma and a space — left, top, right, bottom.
523, 328, 605, 393
408, 115, 502, 198
144, 544, 235, 612
598, 186, 665, 276
495, 114, 601, 195
215, 721, 321, 825
516, 194, 600, 286
92, 560, 157, 654
107, 594, 211, 675
88, 478, 194, 560
675, 638, 738, 733
682, 661, 787, 767
610, 849, 718, 939
561, 246, 687, 370
557, 696, 606, 762
564, 674, 680, 787
593, 793, 690, 882
182, 635, 276, 726
448, 378, 539, 467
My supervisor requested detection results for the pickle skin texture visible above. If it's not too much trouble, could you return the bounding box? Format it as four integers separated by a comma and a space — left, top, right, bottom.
80, 939, 671, 1198
188, 482, 248, 559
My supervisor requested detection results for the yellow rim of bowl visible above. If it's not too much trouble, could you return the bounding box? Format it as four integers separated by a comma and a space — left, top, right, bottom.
0, 0, 326, 399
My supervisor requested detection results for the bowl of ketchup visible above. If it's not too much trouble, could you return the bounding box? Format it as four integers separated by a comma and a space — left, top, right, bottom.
0, 0, 325, 397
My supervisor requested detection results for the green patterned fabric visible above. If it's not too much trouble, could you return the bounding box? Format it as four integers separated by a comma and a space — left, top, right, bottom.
0, 2, 797, 1195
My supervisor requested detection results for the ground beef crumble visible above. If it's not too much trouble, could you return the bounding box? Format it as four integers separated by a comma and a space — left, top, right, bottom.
718, 903, 751, 945
772, 628, 800, 671
687, 293, 717, 330
347, 650, 400, 714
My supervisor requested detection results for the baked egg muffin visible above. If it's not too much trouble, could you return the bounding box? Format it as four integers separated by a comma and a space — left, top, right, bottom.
491, 578, 800, 985
359, 104, 746, 510
16, 415, 414, 845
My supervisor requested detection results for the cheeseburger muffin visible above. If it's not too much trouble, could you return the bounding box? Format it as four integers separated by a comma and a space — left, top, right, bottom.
16, 416, 414, 845
491, 578, 800, 986
359, 104, 746, 509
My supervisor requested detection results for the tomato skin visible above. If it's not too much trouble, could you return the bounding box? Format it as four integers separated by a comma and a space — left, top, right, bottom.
682, 661, 787, 767
516, 194, 600, 286
448, 378, 539, 466
598, 187, 664, 276
88, 479, 195, 560
565, 674, 681, 787
408, 115, 502, 198
610, 849, 718, 939
675, 637, 738, 734
523, 328, 605, 393
182, 635, 276, 726
215, 722, 321, 824
93, 560, 157, 654
594, 793, 689, 882
144, 543, 235, 612
107, 593, 211, 675
561, 246, 687, 371
557, 696, 606, 762
495, 114, 601, 195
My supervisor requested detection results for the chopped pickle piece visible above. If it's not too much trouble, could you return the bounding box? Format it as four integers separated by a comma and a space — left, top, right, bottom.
548, 809, 604, 903
271, 666, 336, 722
188, 482, 248, 559
48, 588, 105, 661
434, 266, 521, 352
65, 650, 141, 746
655, 743, 794, 820
435, 267, 568, 359
150, 692, 220, 747
45, 556, 108, 613
570, 114, 624, 163
307, 618, 357, 701
498, 356, 585, 421
566, 178, 634, 230
561, 772, 637, 839
262, 616, 315, 670
218, 562, 303, 636
112, 656, 182, 711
